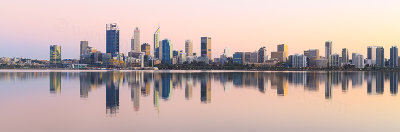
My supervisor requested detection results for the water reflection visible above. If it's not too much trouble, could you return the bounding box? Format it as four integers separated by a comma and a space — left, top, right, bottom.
1, 71, 400, 115
50, 72, 61, 94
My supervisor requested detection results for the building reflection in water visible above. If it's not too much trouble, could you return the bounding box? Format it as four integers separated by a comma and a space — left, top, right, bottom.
341, 72, 349, 93
106, 72, 120, 116
376, 72, 384, 94
17, 70, 396, 114
200, 75, 211, 103
390, 72, 398, 95
161, 73, 172, 100
275, 73, 288, 96
50, 72, 61, 94
325, 72, 332, 99
185, 79, 193, 100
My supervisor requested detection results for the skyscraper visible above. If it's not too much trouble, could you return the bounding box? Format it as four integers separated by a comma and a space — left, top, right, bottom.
325, 41, 332, 59
390, 46, 398, 67
304, 49, 319, 67
341, 48, 349, 66
201, 37, 212, 60
185, 40, 193, 56
277, 44, 288, 60
154, 26, 160, 58
141, 43, 151, 56
161, 39, 173, 64
352, 53, 364, 68
258, 47, 267, 63
132, 27, 141, 52
50, 45, 61, 64
106, 23, 119, 55
80, 41, 88, 56
376, 46, 384, 67
367, 46, 377, 66
330, 54, 340, 67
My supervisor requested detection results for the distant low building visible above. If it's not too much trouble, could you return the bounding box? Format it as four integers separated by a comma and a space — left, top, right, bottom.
271, 51, 286, 62
316, 59, 328, 68
352, 53, 364, 68
288, 54, 307, 68
233, 52, 244, 64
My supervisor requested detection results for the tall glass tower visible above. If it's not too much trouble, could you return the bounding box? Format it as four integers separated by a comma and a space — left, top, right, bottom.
106, 23, 119, 55
154, 26, 160, 58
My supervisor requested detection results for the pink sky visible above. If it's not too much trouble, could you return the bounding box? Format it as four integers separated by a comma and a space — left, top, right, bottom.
1, 0, 400, 59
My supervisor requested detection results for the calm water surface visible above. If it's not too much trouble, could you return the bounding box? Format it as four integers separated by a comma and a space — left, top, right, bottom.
1, 70, 400, 132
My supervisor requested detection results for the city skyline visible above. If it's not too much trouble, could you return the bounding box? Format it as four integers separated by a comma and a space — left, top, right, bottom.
2, 0, 400, 59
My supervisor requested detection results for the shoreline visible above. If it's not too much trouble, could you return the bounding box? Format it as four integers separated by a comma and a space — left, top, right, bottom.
1, 68, 400, 72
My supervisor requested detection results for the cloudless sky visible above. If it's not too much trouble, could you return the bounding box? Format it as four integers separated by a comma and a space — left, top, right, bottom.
1, 0, 400, 59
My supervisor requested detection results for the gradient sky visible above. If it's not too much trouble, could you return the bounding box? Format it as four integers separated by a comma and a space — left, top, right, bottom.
1, 0, 400, 59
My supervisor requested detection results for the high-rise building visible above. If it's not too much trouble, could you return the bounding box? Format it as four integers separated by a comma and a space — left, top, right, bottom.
161, 39, 173, 64
50, 45, 61, 64
288, 54, 307, 68
376, 46, 384, 67
258, 47, 267, 63
132, 27, 141, 52
271, 51, 285, 62
223, 47, 232, 57
141, 43, 151, 56
80, 41, 88, 56
106, 23, 119, 55
277, 44, 288, 60
304, 49, 319, 67
154, 26, 160, 58
367, 46, 377, 66
341, 48, 349, 66
185, 40, 193, 56
352, 53, 364, 68
330, 54, 340, 67
250, 52, 258, 63
325, 41, 332, 59
233, 52, 244, 64
390, 46, 398, 67
201, 37, 212, 60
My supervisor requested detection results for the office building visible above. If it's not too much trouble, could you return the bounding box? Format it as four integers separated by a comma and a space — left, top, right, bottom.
352, 53, 364, 68
80, 41, 88, 56
271, 51, 286, 62
233, 52, 244, 64
304, 49, 319, 67
376, 46, 384, 67
250, 52, 258, 63
277, 44, 288, 59
106, 23, 119, 55
288, 54, 307, 68
390, 46, 398, 67
223, 47, 232, 57
325, 41, 332, 59
367, 46, 377, 66
201, 37, 212, 60
154, 26, 160, 58
341, 48, 349, 66
141, 43, 151, 56
131, 27, 140, 52
258, 47, 267, 63
161, 39, 173, 64
330, 54, 340, 67
185, 40, 193, 56
50, 45, 61, 64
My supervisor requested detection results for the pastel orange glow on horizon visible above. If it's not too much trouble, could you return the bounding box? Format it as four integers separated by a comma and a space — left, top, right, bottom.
1, 0, 400, 59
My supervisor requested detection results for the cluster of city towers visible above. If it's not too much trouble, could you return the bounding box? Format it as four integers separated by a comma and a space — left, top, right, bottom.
46, 23, 400, 69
